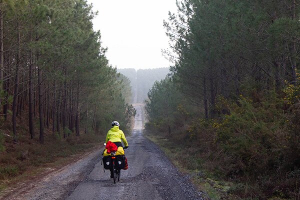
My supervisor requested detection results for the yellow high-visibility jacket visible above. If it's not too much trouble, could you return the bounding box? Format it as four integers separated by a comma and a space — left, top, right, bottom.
105, 126, 128, 147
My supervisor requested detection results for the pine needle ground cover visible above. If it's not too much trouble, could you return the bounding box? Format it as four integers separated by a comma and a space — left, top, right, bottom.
0, 120, 102, 193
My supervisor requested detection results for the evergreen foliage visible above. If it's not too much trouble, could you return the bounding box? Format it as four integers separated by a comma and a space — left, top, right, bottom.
146, 0, 300, 198
0, 0, 134, 142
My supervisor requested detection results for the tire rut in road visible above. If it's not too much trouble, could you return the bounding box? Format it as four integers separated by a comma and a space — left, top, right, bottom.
60, 153, 102, 200
134, 136, 204, 200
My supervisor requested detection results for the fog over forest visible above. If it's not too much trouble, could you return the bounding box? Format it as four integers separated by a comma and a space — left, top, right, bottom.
117, 68, 170, 103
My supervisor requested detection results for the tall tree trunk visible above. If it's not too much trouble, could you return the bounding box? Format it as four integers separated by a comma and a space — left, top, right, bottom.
69, 85, 74, 134
203, 77, 208, 119
29, 50, 34, 139
56, 87, 61, 134
12, 24, 21, 142
33, 79, 36, 117
0, 3, 4, 108
52, 79, 56, 134
38, 63, 44, 144
75, 81, 80, 136
62, 69, 67, 138
46, 83, 50, 128
93, 111, 97, 134
85, 102, 89, 134
290, 0, 297, 85
3, 52, 10, 120
17, 92, 22, 117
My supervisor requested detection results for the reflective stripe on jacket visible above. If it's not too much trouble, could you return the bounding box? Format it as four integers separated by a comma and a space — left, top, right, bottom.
105, 126, 128, 147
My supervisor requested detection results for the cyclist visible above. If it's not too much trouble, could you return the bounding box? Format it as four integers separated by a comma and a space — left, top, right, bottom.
106, 121, 129, 177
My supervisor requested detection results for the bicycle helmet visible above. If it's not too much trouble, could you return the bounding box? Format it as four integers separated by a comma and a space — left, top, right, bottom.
112, 121, 120, 127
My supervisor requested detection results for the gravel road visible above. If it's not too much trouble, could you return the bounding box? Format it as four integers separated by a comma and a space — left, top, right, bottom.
3, 104, 204, 200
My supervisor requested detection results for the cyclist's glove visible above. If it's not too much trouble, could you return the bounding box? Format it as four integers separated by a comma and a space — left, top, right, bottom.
123, 146, 128, 149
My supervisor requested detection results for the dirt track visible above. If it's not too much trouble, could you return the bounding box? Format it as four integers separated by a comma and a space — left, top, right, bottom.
3, 104, 204, 200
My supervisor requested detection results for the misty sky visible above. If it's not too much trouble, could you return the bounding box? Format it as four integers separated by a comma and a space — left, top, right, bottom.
86, 0, 177, 70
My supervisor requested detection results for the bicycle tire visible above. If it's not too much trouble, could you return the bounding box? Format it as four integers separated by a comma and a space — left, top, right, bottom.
113, 170, 117, 184
118, 169, 121, 181
111, 161, 116, 184
113, 166, 117, 184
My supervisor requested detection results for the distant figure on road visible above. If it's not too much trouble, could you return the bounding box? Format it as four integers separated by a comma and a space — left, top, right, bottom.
105, 121, 129, 177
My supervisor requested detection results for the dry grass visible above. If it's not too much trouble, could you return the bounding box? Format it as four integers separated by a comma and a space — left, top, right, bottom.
0, 119, 103, 193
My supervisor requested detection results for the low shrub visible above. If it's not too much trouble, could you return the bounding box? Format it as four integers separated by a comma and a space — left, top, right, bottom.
0, 166, 19, 180
147, 88, 299, 199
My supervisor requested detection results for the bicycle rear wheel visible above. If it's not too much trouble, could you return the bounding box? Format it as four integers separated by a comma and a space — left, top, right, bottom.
113, 165, 117, 184
118, 169, 121, 181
